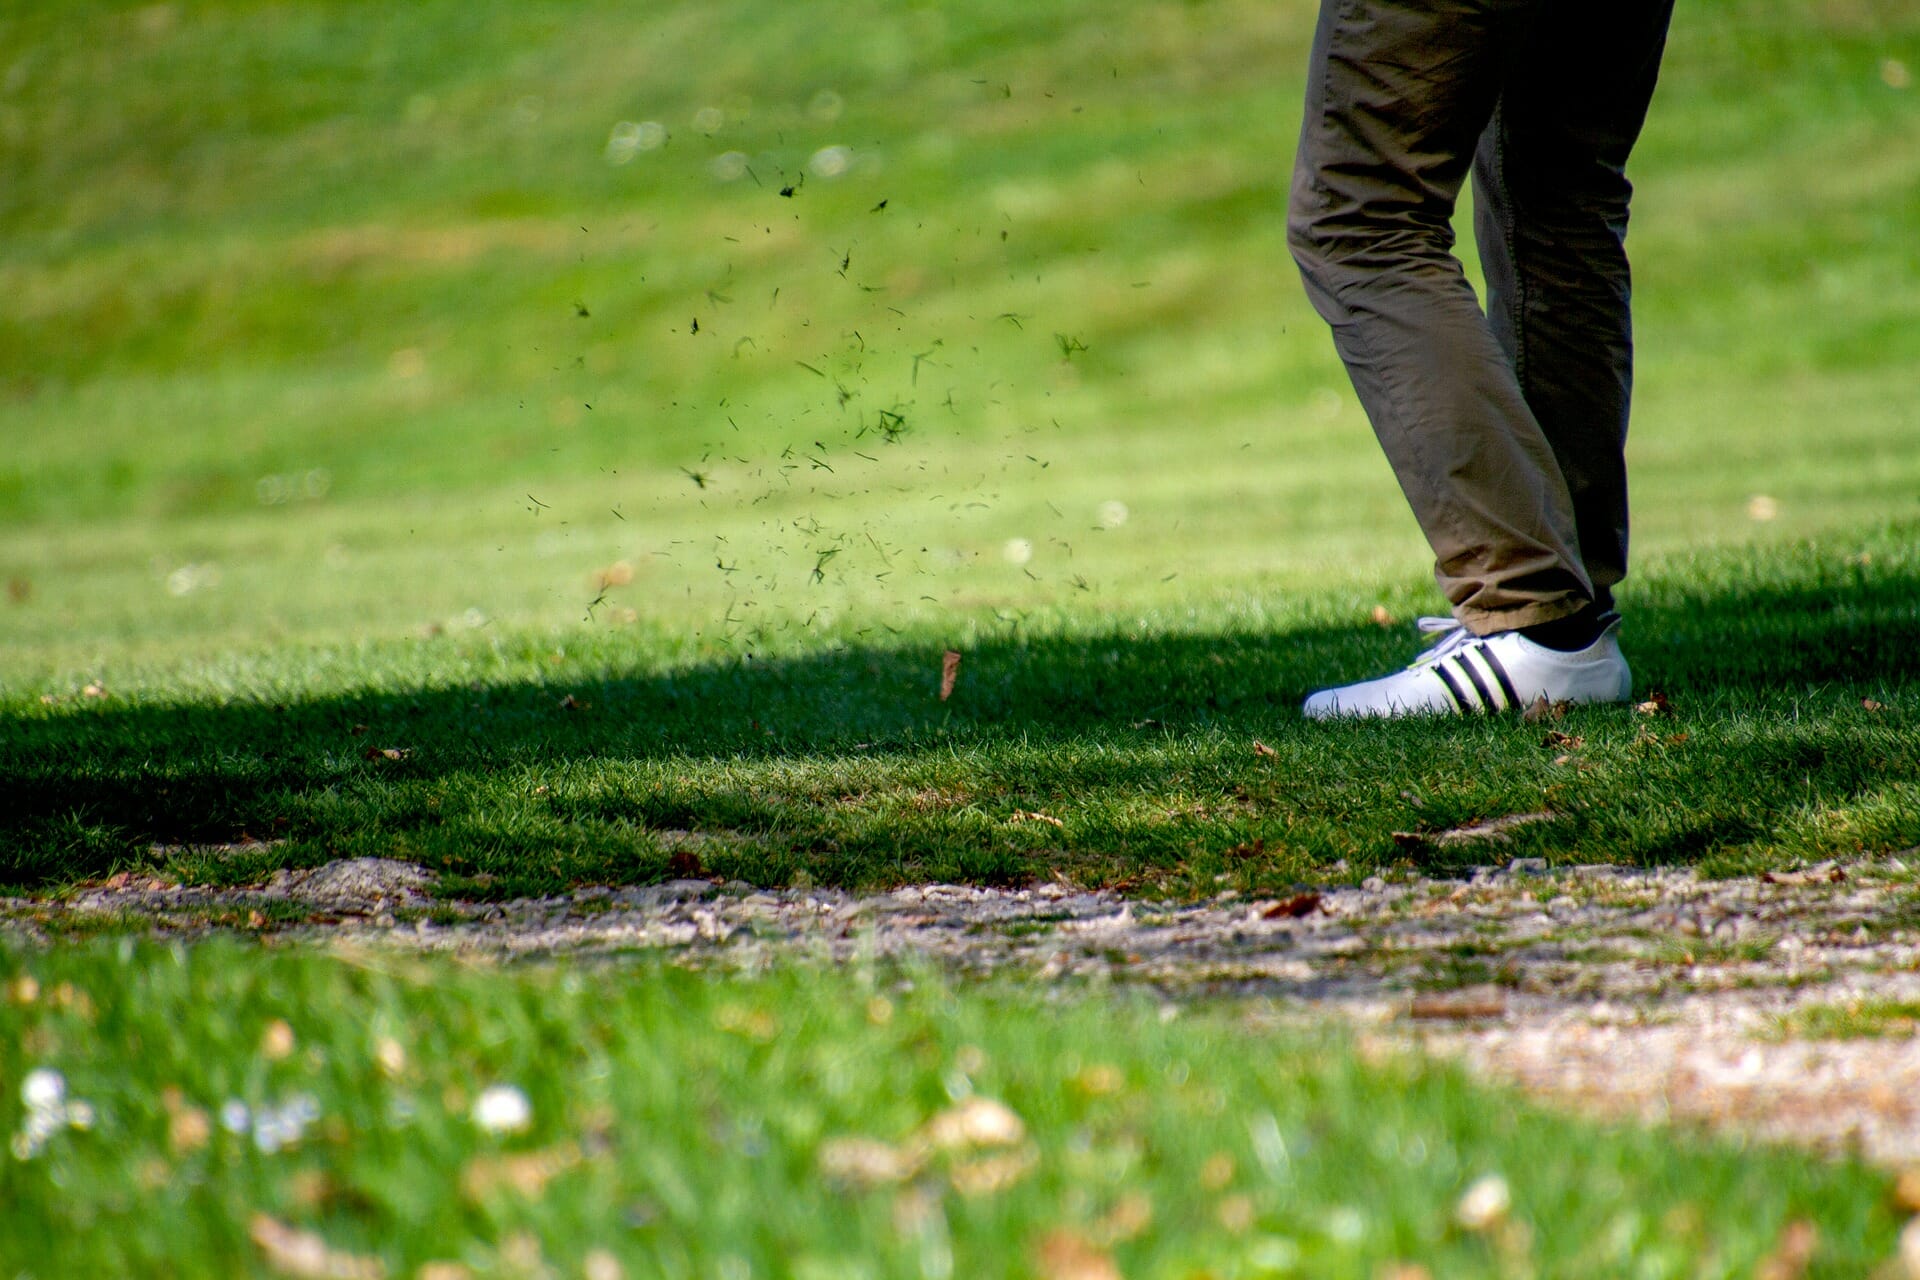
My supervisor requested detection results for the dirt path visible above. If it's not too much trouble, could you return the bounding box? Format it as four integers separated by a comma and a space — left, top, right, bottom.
10, 855, 1920, 1165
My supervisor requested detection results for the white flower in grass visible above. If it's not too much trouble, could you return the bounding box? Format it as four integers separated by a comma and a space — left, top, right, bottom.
472, 1084, 532, 1135
12, 1067, 95, 1160
217, 1094, 322, 1153
253, 1094, 321, 1154
21, 1068, 63, 1112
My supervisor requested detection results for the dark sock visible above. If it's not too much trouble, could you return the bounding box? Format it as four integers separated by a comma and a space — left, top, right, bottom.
1517, 605, 1616, 652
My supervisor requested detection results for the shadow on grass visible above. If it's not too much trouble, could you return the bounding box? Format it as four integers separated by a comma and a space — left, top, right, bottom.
4, 538, 1917, 894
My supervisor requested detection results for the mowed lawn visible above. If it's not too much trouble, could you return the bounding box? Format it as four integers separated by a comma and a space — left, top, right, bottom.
3, 0, 1919, 895
2, 0, 1918, 893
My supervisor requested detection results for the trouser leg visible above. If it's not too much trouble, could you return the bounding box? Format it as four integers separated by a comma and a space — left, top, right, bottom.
1288, 0, 1591, 633
1473, 0, 1676, 616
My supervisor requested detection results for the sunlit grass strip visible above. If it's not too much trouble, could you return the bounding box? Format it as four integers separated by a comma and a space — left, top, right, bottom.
0, 943, 1901, 1277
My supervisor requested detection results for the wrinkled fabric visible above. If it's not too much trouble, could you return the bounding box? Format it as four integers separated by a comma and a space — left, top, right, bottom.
1288, 0, 1675, 634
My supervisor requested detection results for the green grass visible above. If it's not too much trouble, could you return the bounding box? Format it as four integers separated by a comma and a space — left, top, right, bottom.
1, 943, 1905, 1278
2, 0, 1918, 894
6, 531, 1919, 896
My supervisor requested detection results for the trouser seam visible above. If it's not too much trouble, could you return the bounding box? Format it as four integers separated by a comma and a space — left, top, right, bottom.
1490, 100, 1528, 392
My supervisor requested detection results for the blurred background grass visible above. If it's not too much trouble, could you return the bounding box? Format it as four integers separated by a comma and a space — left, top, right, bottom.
2, 0, 1916, 676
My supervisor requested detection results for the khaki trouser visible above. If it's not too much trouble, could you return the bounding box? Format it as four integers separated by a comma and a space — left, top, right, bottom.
1288, 0, 1675, 634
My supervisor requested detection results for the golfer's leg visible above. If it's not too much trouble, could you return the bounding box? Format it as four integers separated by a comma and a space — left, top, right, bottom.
1287, 0, 1593, 634
1472, 0, 1676, 614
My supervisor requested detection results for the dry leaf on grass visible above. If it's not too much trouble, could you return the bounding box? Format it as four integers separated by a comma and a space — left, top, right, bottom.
1754, 1219, 1817, 1280
1454, 1174, 1511, 1231
1252, 739, 1278, 757
460, 1142, 583, 1200
1634, 690, 1673, 717
1262, 893, 1323, 920
1035, 1230, 1123, 1280
1521, 695, 1569, 723
582, 1249, 625, 1280
939, 649, 962, 700
168, 1104, 211, 1154
1761, 863, 1847, 886
1393, 812, 1553, 851
1216, 1194, 1256, 1234
1093, 1191, 1154, 1244
362, 746, 410, 762
950, 1147, 1039, 1197
261, 1019, 296, 1061
248, 1214, 385, 1280
925, 1097, 1026, 1150
817, 1137, 923, 1188
1010, 809, 1064, 828
1371, 605, 1395, 626
1410, 987, 1508, 1021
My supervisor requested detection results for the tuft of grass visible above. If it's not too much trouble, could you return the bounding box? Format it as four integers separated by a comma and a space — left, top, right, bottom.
0, 942, 1904, 1277
1773, 998, 1920, 1041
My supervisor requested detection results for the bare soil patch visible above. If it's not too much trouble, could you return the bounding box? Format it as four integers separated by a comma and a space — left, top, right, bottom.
10, 855, 1920, 1164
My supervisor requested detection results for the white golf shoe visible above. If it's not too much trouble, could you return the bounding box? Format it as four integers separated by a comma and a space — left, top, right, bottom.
1302, 614, 1632, 719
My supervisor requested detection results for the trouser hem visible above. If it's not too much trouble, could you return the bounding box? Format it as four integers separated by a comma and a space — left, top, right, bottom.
1454, 595, 1591, 637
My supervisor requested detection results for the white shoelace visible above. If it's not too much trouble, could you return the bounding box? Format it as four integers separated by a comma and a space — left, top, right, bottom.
1408, 615, 1474, 668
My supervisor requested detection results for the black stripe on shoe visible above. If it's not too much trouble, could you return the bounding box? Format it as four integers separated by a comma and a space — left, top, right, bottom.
1431, 661, 1474, 714
1475, 644, 1522, 711
1453, 654, 1497, 713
